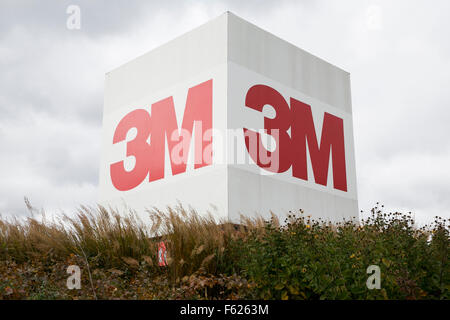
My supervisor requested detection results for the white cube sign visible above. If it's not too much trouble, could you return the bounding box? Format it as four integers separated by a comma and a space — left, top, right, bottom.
99, 13, 358, 223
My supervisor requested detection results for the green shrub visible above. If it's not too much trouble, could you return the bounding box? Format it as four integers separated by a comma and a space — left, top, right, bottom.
233, 206, 449, 300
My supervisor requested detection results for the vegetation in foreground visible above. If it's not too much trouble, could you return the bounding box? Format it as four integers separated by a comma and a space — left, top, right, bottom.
0, 200, 448, 300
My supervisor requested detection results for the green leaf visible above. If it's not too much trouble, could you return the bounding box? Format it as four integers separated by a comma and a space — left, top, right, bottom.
288, 286, 299, 295
274, 283, 284, 290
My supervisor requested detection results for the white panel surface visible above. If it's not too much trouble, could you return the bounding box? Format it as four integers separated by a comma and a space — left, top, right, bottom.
99, 12, 359, 224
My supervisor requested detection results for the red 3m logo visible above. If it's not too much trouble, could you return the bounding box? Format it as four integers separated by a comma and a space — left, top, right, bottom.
244, 85, 347, 192
110, 79, 213, 191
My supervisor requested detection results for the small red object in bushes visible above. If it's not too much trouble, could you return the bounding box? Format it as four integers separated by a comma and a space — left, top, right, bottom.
158, 241, 167, 267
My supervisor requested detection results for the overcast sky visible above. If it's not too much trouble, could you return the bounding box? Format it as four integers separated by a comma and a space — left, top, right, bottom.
0, 0, 449, 224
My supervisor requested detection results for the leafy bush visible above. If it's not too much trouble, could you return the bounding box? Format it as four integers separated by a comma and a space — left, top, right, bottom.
233, 206, 449, 300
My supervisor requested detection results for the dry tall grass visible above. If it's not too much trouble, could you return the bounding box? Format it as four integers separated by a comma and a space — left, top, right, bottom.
0, 201, 259, 281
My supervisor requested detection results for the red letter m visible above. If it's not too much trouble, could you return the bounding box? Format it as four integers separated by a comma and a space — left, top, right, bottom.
149, 79, 213, 182
291, 98, 347, 191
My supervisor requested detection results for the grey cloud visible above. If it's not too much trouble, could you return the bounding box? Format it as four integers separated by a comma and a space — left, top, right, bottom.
0, 0, 449, 224
0, 1, 163, 38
